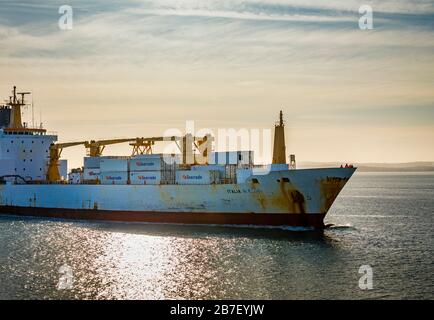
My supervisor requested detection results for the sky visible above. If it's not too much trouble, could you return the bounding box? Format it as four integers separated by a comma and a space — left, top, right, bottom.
0, 0, 433, 168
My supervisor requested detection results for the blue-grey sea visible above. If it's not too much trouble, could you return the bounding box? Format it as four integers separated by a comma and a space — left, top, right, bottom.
0, 172, 433, 300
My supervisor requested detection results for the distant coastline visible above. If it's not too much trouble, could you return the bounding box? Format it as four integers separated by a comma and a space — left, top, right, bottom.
299, 162, 434, 172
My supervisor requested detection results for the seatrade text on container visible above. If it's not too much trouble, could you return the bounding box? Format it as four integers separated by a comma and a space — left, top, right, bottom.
170, 303, 265, 318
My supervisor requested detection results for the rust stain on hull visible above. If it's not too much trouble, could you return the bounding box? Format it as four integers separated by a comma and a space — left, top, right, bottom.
266, 180, 306, 214
319, 176, 349, 213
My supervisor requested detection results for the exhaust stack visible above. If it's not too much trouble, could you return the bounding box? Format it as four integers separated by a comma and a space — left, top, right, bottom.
272, 110, 286, 164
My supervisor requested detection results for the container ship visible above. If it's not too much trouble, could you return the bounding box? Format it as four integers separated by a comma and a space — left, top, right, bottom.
0, 87, 356, 229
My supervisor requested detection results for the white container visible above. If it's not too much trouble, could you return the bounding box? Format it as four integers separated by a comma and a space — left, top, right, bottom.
210, 151, 234, 165
130, 155, 162, 171
100, 157, 129, 172
176, 170, 211, 185
84, 157, 100, 169
130, 171, 161, 185
83, 168, 100, 180
209, 151, 254, 165
100, 171, 128, 185
239, 151, 254, 165
130, 154, 180, 171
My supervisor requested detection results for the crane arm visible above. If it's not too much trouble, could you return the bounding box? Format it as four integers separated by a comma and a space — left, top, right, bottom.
85, 138, 137, 157
53, 141, 87, 149
85, 138, 137, 148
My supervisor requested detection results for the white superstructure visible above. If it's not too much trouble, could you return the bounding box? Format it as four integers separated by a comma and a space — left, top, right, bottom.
0, 87, 58, 181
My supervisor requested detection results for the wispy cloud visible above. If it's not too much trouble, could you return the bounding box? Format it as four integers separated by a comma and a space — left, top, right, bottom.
0, 0, 433, 163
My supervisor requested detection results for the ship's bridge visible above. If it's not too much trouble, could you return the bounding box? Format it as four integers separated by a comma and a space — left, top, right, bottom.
0, 87, 58, 182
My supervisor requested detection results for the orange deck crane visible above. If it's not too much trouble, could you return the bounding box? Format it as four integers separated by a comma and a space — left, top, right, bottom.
46, 135, 214, 182
47, 138, 137, 182
47, 141, 87, 182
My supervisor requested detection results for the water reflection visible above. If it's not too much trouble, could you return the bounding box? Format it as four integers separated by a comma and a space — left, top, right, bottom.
72, 222, 333, 299
1, 217, 339, 299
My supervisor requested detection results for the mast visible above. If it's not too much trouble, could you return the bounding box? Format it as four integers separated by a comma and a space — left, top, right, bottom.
7, 86, 30, 129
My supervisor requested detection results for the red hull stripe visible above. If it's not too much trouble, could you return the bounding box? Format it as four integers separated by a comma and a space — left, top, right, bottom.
0, 206, 326, 229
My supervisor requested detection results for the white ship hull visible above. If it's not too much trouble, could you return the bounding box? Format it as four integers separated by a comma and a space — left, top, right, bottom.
0, 168, 355, 229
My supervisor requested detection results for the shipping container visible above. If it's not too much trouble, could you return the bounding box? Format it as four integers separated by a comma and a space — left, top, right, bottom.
100, 171, 128, 185
83, 168, 100, 181
209, 151, 254, 166
130, 155, 162, 171
84, 157, 100, 169
130, 171, 161, 185
239, 151, 254, 165
130, 154, 181, 171
176, 170, 211, 185
100, 157, 129, 172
